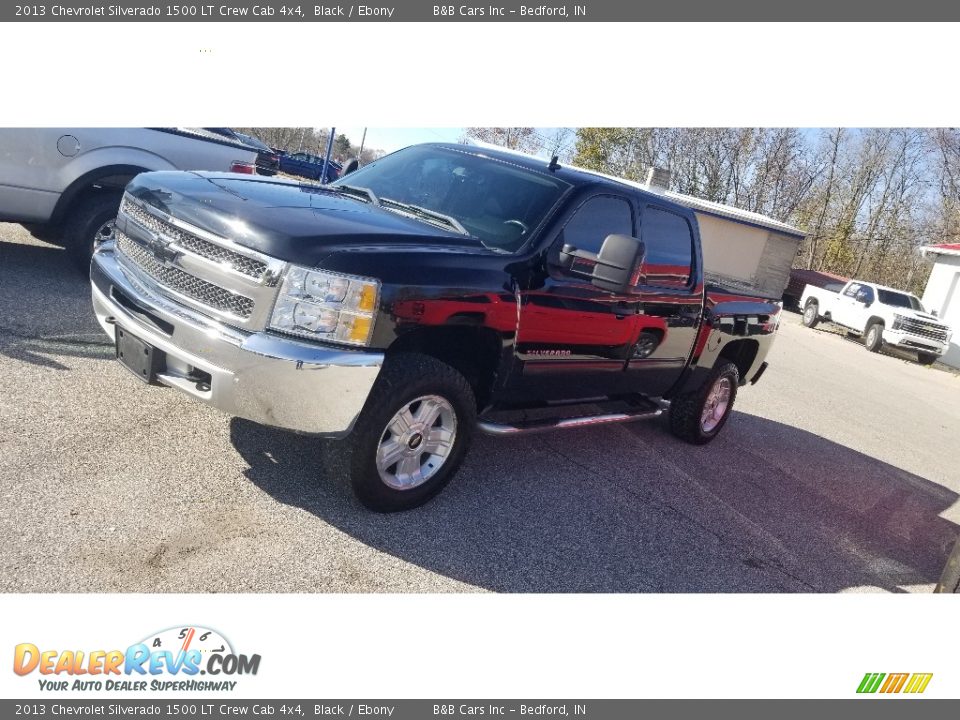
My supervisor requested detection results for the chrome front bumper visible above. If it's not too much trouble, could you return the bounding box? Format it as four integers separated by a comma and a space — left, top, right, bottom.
882, 328, 949, 356
91, 247, 383, 437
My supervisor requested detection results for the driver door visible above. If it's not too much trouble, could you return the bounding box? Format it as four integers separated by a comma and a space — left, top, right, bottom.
834, 282, 863, 328
512, 193, 643, 401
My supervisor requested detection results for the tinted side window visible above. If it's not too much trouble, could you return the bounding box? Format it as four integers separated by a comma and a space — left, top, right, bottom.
641, 206, 694, 287
560, 195, 634, 256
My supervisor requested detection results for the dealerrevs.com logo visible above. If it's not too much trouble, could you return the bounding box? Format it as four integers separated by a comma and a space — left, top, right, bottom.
857, 672, 933, 695
13, 626, 261, 692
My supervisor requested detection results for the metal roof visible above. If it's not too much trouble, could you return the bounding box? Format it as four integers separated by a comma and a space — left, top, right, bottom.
922, 243, 960, 257
658, 189, 806, 238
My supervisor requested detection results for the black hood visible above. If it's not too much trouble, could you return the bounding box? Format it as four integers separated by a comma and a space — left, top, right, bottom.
125, 171, 482, 265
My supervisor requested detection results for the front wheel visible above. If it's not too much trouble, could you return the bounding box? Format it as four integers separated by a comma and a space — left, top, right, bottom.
669, 362, 740, 445
917, 352, 938, 366
63, 193, 122, 272
864, 321, 884, 352
346, 353, 477, 512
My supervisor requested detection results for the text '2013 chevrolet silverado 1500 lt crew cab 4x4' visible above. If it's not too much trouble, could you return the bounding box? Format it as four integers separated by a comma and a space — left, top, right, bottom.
800, 279, 952, 365
91, 143, 792, 511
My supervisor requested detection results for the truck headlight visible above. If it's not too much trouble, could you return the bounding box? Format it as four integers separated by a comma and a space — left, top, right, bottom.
269, 266, 379, 346
892, 314, 905, 330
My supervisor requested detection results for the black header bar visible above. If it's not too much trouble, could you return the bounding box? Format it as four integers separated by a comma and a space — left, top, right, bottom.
3, 700, 960, 719
3, 1, 957, 21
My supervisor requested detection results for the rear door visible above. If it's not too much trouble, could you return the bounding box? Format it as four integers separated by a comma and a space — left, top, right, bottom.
623, 203, 704, 397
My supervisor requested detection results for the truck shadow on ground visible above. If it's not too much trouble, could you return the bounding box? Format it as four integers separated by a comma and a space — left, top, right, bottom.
230, 411, 958, 593
0, 237, 112, 369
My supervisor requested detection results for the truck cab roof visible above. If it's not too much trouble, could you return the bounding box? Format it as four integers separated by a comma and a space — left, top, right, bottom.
846, 278, 921, 297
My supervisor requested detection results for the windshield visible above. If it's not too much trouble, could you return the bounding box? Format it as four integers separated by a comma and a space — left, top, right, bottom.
331, 145, 570, 252
877, 288, 923, 311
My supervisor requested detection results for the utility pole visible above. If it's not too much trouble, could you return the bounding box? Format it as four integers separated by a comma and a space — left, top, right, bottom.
358, 127, 367, 163
321, 127, 336, 184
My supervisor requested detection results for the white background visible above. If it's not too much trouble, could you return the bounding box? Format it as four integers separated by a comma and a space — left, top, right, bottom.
3, 23, 959, 127
0, 594, 955, 698
1, 20, 959, 700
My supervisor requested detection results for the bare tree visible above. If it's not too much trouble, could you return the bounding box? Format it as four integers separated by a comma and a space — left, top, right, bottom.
234, 128, 383, 166
234, 127, 316, 151
574, 127, 948, 294
929, 128, 960, 243
541, 128, 576, 160
466, 127, 541, 154
795, 129, 843, 269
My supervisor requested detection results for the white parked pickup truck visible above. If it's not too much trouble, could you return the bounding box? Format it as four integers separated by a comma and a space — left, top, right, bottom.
0, 128, 258, 269
800, 279, 952, 365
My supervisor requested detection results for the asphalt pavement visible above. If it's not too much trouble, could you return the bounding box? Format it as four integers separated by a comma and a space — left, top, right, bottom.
1, 224, 958, 593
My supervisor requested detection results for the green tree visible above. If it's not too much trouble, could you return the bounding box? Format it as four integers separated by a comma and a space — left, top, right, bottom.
334, 133, 352, 160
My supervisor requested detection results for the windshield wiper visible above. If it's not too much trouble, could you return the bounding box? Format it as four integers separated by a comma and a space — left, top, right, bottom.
332, 184, 380, 206
379, 198, 469, 236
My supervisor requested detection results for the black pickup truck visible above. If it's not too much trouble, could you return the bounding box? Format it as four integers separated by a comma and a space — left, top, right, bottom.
90, 143, 781, 511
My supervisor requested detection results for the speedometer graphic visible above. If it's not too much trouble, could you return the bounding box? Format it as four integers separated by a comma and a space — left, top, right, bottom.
138, 626, 234, 658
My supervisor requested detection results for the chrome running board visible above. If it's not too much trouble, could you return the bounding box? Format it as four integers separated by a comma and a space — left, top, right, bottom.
477, 404, 663, 436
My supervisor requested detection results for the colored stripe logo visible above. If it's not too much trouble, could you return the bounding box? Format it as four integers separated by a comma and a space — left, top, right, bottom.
857, 672, 933, 694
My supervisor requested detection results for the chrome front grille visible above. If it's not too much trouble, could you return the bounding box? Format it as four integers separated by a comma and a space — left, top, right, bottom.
117, 231, 255, 319
120, 198, 269, 280
900, 318, 948, 342
114, 194, 286, 329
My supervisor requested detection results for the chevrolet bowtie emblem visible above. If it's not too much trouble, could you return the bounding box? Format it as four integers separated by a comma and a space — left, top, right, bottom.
143, 232, 179, 266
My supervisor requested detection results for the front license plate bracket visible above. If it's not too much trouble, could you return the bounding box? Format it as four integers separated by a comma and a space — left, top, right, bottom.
116, 326, 164, 384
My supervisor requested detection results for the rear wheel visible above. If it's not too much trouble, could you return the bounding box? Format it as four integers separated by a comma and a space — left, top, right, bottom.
346, 353, 477, 512
669, 362, 739, 445
802, 301, 820, 328
917, 352, 938, 366
63, 193, 122, 272
864, 321, 884, 352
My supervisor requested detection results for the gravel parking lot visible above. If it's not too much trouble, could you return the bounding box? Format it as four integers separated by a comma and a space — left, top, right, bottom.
1, 224, 958, 593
